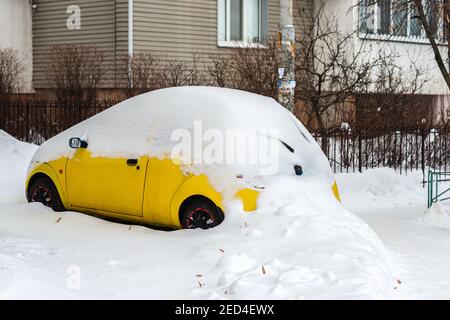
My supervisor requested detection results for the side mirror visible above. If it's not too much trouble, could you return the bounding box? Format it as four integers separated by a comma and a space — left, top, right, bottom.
69, 137, 88, 149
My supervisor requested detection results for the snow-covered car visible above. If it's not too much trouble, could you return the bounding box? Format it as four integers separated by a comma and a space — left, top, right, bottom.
26, 87, 340, 229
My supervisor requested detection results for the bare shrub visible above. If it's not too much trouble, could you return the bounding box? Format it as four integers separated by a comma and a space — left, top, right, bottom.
125, 52, 205, 97
208, 40, 279, 98
46, 44, 105, 109
125, 52, 162, 97
163, 53, 205, 87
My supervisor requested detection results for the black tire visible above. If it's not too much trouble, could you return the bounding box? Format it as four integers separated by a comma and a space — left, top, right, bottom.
28, 177, 65, 212
180, 198, 224, 229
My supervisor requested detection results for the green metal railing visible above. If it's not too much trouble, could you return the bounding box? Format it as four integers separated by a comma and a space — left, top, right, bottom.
428, 169, 450, 208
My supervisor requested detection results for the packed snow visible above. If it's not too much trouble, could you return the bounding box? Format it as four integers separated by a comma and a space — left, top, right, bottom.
337, 169, 450, 299
0, 130, 399, 299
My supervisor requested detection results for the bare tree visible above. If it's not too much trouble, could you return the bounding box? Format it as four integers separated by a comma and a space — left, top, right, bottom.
295, 4, 382, 147
0, 48, 25, 97
435, 95, 450, 125
354, 0, 450, 91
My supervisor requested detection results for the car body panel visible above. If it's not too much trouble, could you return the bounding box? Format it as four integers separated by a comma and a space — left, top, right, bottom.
332, 181, 341, 203
143, 156, 195, 227
26, 154, 259, 229
235, 188, 260, 212
65, 149, 148, 216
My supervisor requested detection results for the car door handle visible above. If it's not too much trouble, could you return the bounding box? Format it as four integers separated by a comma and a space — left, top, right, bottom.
127, 159, 138, 166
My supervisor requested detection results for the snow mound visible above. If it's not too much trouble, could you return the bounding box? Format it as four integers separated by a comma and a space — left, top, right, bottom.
336, 168, 425, 212
0, 130, 38, 205
200, 176, 395, 299
419, 203, 450, 230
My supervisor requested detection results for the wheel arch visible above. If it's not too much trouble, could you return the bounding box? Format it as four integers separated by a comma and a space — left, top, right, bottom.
169, 175, 224, 228
27, 172, 51, 195
26, 163, 70, 209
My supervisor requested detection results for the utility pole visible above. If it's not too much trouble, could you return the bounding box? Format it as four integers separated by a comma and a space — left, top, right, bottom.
277, 0, 296, 112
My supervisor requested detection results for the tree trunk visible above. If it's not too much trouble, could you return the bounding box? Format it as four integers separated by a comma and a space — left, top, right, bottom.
314, 105, 328, 152
413, 0, 450, 91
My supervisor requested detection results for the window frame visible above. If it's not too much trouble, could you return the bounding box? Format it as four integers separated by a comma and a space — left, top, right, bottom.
217, 0, 268, 48
358, 0, 446, 45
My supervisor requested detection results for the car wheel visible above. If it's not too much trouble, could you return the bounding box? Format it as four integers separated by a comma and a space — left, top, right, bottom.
180, 198, 224, 229
28, 177, 65, 212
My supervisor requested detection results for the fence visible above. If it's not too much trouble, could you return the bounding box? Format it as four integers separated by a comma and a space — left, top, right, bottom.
313, 126, 450, 176
1, 99, 449, 176
0, 99, 120, 145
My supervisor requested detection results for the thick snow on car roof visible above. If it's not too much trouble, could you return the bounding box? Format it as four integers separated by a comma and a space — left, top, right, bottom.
31, 87, 332, 187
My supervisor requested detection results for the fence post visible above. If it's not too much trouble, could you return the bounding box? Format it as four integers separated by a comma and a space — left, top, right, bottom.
421, 129, 426, 185
26, 100, 30, 142
358, 130, 362, 173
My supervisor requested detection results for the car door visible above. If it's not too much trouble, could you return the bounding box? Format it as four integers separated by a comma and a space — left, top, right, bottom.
66, 147, 148, 217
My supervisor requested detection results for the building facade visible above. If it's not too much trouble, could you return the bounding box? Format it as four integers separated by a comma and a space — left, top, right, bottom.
31, 0, 314, 89
0, 0, 33, 92
323, 0, 449, 96
2, 0, 449, 125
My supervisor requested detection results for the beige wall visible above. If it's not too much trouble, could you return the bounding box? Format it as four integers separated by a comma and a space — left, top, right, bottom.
32, 0, 314, 88
132, 0, 313, 60
0, 0, 33, 92
32, 0, 126, 88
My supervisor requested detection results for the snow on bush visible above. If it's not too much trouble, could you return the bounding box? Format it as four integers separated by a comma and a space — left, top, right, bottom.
420, 203, 450, 230
0, 130, 396, 299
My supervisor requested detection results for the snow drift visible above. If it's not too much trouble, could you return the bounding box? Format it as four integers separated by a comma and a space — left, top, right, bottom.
421, 203, 450, 230
0, 129, 396, 299
0, 131, 38, 205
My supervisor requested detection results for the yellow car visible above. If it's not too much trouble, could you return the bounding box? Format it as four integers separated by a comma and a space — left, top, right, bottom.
26, 87, 340, 229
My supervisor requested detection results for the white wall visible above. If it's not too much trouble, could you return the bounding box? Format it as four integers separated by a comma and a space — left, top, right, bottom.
0, 0, 33, 92
319, 0, 450, 95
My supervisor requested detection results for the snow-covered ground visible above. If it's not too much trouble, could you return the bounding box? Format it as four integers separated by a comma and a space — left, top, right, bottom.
1, 130, 449, 299
337, 170, 450, 299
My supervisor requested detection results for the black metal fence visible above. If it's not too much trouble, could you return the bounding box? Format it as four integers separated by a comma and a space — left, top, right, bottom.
0, 99, 120, 144
313, 126, 450, 175
1, 99, 449, 176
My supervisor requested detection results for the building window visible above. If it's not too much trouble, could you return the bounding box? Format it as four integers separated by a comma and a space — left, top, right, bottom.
378, 0, 391, 35
218, 0, 269, 46
359, 0, 444, 42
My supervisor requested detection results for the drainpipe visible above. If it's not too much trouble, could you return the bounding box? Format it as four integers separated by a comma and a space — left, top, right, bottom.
128, 0, 134, 87
277, 0, 296, 112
